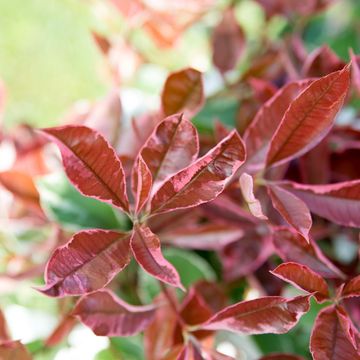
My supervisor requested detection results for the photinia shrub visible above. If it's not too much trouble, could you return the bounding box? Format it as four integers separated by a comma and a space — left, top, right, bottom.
1, 0, 360, 359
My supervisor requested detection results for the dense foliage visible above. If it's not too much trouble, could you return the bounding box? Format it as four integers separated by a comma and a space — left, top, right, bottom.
0, 0, 360, 359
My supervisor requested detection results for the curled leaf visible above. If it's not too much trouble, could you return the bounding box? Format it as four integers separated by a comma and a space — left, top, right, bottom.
341, 275, 360, 299
271, 262, 329, 302
240, 173, 268, 220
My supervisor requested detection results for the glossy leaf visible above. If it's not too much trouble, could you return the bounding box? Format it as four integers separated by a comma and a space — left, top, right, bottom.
271, 262, 329, 302
341, 275, 360, 298
239, 173, 268, 219
131, 225, 184, 289
131, 156, 152, 214
73, 289, 156, 336
243, 80, 312, 171
139, 114, 199, 190
267, 184, 312, 240
150, 131, 246, 215
160, 223, 243, 250
273, 227, 344, 279
202, 295, 311, 334
212, 7, 245, 73
310, 306, 360, 360
283, 180, 360, 227
161, 68, 204, 117
38, 230, 131, 297
266, 65, 350, 167
41, 125, 129, 212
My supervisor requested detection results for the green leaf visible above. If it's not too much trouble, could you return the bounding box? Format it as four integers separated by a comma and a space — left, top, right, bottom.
110, 336, 145, 360
36, 172, 131, 231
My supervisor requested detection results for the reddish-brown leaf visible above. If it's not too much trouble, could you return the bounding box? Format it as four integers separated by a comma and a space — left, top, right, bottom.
161, 68, 204, 117
302, 45, 345, 77
283, 180, 360, 227
150, 131, 246, 215
212, 7, 245, 73
41, 125, 129, 212
131, 225, 184, 289
266, 65, 350, 167
240, 173, 268, 220
160, 223, 243, 250
73, 289, 156, 336
310, 306, 360, 360
202, 295, 311, 334
267, 184, 312, 241
38, 230, 131, 297
139, 114, 199, 191
0, 309, 10, 342
271, 262, 329, 302
0, 341, 32, 360
273, 227, 344, 279
243, 80, 312, 172
341, 275, 360, 298
131, 156, 152, 214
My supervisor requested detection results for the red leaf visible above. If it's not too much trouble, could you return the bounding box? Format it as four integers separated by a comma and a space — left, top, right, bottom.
131, 225, 184, 289
266, 65, 350, 167
0, 341, 32, 360
310, 306, 360, 360
240, 173, 268, 220
160, 223, 243, 250
161, 68, 204, 117
131, 156, 152, 214
273, 227, 344, 279
212, 7, 245, 73
202, 295, 311, 334
283, 180, 360, 227
302, 45, 345, 77
150, 131, 246, 215
139, 114, 199, 191
350, 49, 360, 95
38, 230, 131, 297
73, 289, 156, 336
341, 275, 360, 298
267, 184, 312, 241
271, 262, 329, 302
243, 80, 312, 172
41, 125, 129, 212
